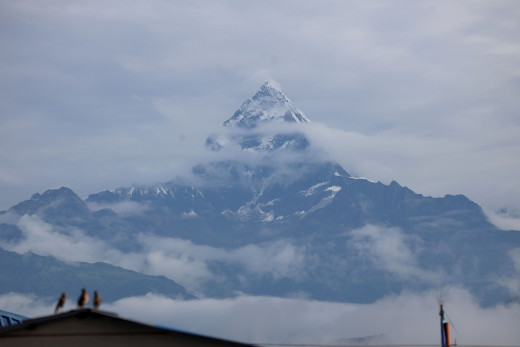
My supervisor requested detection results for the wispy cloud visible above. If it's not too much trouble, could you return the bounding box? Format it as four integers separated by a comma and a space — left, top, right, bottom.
86, 200, 150, 216
483, 208, 520, 231
111, 235, 306, 289
1, 214, 109, 263
351, 224, 442, 282
498, 248, 520, 297
0, 214, 305, 290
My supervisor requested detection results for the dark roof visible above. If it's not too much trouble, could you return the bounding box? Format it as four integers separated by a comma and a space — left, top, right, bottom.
0, 308, 255, 346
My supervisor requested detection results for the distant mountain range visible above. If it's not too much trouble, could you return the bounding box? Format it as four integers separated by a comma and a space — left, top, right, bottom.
1, 82, 518, 306
0, 247, 194, 302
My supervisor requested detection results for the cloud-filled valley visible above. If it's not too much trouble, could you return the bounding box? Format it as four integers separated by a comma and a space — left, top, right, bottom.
0, 213, 307, 292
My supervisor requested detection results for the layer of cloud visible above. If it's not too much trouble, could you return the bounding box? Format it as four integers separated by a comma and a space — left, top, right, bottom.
112, 236, 306, 290
1, 214, 109, 263
1, 287, 519, 346
5, 214, 520, 299
1, 1, 519, 216
0, 214, 305, 290
1, 216, 518, 344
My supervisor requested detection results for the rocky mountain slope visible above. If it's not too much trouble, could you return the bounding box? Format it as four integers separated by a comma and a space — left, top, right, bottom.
1, 82, 518, 306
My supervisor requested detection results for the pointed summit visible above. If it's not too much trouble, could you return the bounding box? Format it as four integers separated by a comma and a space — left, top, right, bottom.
223, 82, 310, 128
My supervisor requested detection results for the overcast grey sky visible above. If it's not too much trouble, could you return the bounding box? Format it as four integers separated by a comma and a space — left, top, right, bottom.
1, 1, 519, 226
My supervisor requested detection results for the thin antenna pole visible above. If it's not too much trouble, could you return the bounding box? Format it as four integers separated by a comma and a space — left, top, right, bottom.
439, 303, 451, 347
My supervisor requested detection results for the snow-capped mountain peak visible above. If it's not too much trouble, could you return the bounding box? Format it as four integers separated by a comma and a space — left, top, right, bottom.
223, 82, 310, 128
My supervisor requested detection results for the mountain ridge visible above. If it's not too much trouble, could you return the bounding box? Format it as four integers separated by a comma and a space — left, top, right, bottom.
1, 82, 518, 306
0, 247, 195, 302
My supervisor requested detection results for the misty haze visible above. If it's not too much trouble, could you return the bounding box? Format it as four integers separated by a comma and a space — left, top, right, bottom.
1, 1, 519, 346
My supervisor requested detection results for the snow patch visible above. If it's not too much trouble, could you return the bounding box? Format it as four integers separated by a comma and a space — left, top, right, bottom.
300, 182, 328, 197
264, 198, 280, 206
156, 186, 168, 195
307, 185, 342, 214
350, 176, 378, 183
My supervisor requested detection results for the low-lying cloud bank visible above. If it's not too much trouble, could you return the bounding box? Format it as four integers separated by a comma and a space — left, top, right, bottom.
0, 214, 306, 291
3, 214, 520, 300
1, 287, 519, 346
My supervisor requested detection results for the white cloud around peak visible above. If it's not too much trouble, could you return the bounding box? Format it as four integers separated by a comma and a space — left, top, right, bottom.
0, 1, 519, 215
